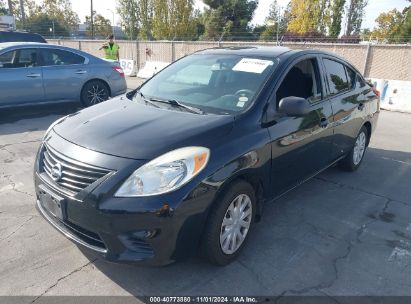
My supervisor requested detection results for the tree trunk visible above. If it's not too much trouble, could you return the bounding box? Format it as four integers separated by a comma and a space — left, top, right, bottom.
7, 0, 13, 15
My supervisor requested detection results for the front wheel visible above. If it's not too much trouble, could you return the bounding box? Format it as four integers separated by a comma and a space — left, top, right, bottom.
338, 126, 369, 172
81, 80, 110, 107
201, 181, 256, 266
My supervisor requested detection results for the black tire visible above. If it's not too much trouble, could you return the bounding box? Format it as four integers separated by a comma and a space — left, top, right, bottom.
81, 80, 110, 107
338, 126, 369, 172
201, 180, 256, 266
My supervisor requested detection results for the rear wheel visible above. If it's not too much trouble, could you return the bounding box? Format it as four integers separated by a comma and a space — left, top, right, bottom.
338, 126, 369, 172
201, 181, 256, 266
81, 80, 110, 107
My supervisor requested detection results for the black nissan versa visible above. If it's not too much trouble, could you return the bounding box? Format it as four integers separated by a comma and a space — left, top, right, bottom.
34, 47, 379, 266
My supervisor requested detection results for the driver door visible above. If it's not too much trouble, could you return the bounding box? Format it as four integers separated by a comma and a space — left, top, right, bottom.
266, 56, 334, 195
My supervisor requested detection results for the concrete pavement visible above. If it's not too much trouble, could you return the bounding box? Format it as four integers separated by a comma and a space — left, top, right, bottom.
0, 109, 411, 301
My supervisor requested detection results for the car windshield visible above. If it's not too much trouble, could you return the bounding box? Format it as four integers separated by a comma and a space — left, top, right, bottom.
135, 54, 277, 115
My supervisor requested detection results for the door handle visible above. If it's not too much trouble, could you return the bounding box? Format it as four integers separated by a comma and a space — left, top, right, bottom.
358, 103, 365, 111
27, 73, 41, 78
320, 117, 329, 128
75, 70, 87, 74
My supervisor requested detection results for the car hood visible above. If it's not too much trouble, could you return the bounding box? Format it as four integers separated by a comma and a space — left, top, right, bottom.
53, 96, 234, 160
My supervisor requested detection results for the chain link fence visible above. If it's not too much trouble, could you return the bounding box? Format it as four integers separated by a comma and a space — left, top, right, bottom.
49, 39, 411, 81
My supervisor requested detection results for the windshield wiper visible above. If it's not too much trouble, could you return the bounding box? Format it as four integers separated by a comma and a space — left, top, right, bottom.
134, 91, 203, 114
148, 98, 204, 115
134, 91, 160, 108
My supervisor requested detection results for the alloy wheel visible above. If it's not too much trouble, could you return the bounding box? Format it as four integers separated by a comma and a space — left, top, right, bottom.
87, 85, 108, 105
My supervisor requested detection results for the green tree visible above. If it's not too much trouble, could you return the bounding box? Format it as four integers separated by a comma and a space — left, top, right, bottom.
202, 0, 258, 41
117, 0, 139, 39
85, 13, 112, 39
345, 0, 367, 36
137, 0, 154, 39
371, 7, 410, 43
328, 0, 345, 37
397, 2, 410, 42
152, 0, 197, 40
0, 0, 8, 14
11, 0, 37, 22
260, 0, 280, 41
26, 13, 68, 37
287, 0, 323, 33
35, 0, 80, 32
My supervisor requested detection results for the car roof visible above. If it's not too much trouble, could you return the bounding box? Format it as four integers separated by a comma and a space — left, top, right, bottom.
196, 46, 345, 61
0, 42, 84, 53
0, 42, 47, 49
0, 31, 47, 43
197, 46, 295, 58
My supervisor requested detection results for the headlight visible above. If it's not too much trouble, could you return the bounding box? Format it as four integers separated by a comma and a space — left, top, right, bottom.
43, 116, 67, 140
115, 147, 210, 197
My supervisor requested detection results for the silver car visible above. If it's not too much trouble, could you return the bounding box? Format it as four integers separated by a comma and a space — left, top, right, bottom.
0, 42, 127, 108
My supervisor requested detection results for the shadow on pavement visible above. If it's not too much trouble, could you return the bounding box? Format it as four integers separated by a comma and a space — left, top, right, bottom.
0, 104, 81, 136
79, 147, 411, 297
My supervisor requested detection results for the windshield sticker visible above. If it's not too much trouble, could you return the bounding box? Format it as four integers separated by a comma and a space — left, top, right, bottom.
239, 96, 248, 102
237, 101, 246, 108
232, 58, 274, 74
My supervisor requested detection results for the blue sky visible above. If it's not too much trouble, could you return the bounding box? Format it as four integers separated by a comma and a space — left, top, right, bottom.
34, 0, 410, 31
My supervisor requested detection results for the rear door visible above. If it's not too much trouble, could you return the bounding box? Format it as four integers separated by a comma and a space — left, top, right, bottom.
320, 57, 368, 159
39, 48, 89, 102
0, 48, 44, 107
267, 55, 334, 195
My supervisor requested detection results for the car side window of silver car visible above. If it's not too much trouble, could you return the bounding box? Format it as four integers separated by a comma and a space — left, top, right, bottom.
41, 49, 85, 66
0, 48, 38, 68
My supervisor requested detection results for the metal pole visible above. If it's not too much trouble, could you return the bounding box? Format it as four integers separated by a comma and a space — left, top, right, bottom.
91, 0, 94, 39
276, 6, 282, 46
19, 0, 25, 30
363, 43, 371, 77
52, 20, 55, 39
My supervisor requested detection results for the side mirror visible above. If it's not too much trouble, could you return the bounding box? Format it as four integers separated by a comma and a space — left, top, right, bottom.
278, 96, 311, 116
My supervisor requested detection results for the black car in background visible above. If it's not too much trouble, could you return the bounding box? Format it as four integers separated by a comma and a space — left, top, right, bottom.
34, 47, 380, 266
0, 31, 46, 43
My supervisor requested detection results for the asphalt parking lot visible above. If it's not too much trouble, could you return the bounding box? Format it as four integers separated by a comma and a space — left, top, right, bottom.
1, 99, 411, 301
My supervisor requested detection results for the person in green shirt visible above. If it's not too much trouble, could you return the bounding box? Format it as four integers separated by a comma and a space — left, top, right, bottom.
99, 34, 120, 61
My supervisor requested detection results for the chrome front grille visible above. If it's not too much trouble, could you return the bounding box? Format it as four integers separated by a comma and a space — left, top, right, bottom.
42, 144, 111, 194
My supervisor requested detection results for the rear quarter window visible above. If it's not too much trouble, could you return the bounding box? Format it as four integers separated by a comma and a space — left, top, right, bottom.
323, 59, 349, 95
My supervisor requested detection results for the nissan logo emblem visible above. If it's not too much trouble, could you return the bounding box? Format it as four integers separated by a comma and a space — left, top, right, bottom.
51, 163, 62, 181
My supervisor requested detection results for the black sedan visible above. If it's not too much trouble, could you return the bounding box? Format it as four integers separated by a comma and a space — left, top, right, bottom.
34, 47, 379, 266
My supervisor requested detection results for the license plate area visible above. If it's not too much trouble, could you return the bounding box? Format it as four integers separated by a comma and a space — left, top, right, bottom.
38, 185, 65, 220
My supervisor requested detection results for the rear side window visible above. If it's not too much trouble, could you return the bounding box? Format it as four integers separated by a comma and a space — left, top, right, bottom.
41, 49, 85, 66
323, 59, 349, 95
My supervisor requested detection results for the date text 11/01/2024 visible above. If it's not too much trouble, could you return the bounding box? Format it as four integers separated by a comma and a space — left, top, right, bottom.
148, 296, 258, 303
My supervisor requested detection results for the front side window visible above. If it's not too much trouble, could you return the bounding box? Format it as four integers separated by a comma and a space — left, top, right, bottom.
41, 49, 85, 66
138, 54, 277, 114
276, 58, 322, 104
323, 59, 349, 95
0, 48, 38, 68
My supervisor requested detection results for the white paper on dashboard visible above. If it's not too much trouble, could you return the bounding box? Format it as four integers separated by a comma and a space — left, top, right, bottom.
232, 58, 274, 74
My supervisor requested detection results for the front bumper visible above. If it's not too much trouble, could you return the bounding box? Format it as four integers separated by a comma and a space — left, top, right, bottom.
34, 133, 216, 266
